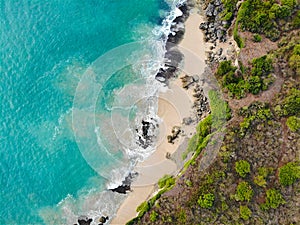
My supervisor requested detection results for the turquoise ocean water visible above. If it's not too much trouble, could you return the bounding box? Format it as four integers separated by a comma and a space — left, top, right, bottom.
1, 0, 184, 224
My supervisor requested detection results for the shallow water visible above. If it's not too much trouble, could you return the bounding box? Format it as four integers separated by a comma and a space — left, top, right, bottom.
0, 0, 184, 224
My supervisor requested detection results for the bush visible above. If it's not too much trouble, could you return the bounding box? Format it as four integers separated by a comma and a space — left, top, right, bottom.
217, 60, 237, 77
182, 115, 212, 159
248, 76, 262, 94
235, 181, 253, 202
286, 116, 300, 132
282, 88, 300, 116
240, 205, 252, 220
197, 193, 215, 208
262, 189, 286, 209
279, 161, 300, 186
177, 209, 187, 223
281, 0, 296, 8
221, 0, 239, 21
254, 175, 267, 187
251, 55, 273, 77
253, 34, 262, 42
289, 44, 300, 76
158, 175, 175, 189
235, 160, 251, 177
150, 211, 158, 222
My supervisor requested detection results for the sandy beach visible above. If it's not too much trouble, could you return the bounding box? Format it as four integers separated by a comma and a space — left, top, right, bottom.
111, 11, 207, 225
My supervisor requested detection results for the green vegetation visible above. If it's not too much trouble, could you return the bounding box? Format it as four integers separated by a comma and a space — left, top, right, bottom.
289, 44, 300, 76
251, 55, 273, 77
253, 34, 262, 42
149, 211, 158, 222
216, 60, 237, 78
237, 0, 298, 41
197, 193, 215, 208
279, 162, 300, 186
286, 116, 300, 132
185, 179, 193, 187
235, 181, 253, 202
282, 88, 300, 116
233, 22, 244, 48
261, 189, 286, 210
239, 104, 273, 135
126, 173, 177, 225
235, 160, 251, 177
221, 0, 239, 23
215, 57, 274, 98
254, 175, 267, 187
182, 114, 212, 159
158, 175, 175, 189
177, 209, 187, 223
239, 205, 252, 220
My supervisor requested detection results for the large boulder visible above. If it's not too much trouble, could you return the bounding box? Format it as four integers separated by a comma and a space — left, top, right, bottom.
78, 216, 92, 225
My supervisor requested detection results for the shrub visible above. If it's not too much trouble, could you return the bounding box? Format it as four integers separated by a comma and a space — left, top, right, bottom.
177, 209, 187, 223
217, 60, 237, 77
253, 34, 262, 42
234, 25, 244, 48
279, 161, 300, 186
251, 55, 273, 77
262, 189, 286, 209
240, 205, 252, 220
286, 116, 300, 132
258, 167, 271, 177
289, 55, 300, 76
197, 193, 215, 208
254, 175, 267, 187
289, 44, 300, 76
235, 181, 253, 202
158, 175, 175, 189
235, 160, 251, 177
150, 211, 158, 222
182, 115, 212, 159
281, 0, 296, 8
185, 180, 193, 187
282, 88, 300, 116
248, 76, 262, 94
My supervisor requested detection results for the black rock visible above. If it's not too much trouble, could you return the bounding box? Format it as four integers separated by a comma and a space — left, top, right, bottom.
99, 216, 109, 224
110, 185, 130, 194
78, 216, 93, 225
206, 3, 215, 17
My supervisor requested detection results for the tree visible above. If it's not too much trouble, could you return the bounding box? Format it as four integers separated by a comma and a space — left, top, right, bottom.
197, 193, 215, 208
240, 205, 252, 220
235, 181, 253, 202
262, 189, 286, 209
150, 211, 158, 222
279, 161, 300, 186
286, 116, 300, 132
235, 160, 251, 177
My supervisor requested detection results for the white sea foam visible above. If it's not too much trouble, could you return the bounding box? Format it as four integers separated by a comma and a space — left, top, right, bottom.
44, 1, 187, 224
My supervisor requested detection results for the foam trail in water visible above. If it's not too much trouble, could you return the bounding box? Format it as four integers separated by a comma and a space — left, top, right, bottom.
44, 1, 187, 224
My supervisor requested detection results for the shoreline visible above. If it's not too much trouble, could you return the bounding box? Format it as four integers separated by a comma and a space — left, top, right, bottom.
111, 10, 208, 225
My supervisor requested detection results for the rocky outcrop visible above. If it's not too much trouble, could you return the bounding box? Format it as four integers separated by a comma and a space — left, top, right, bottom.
98, 216, 109, 225
109, 172, 138, 194
180, 74, 199, 89
167, 126, 181, 144
77, 216, 92, 225
199, 0, 227, 44
192, 85, 210, 120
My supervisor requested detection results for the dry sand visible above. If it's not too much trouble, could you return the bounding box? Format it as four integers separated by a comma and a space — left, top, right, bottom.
111, 12, 207, 225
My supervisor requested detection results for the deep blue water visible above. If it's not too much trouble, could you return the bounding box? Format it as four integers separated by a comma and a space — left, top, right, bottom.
0, 0, 177, 224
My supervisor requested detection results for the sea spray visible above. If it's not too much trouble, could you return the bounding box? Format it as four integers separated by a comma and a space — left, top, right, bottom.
41, 0, 187, 224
